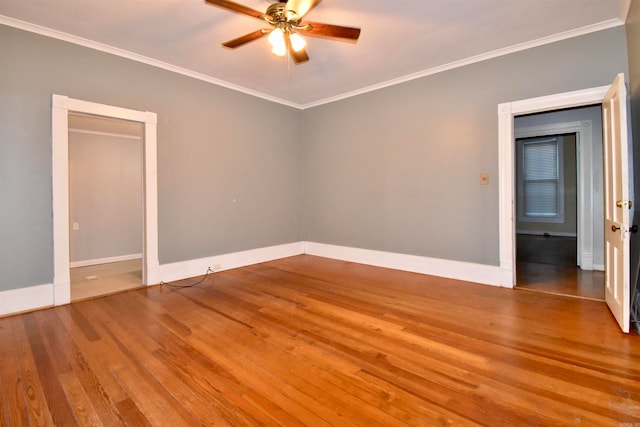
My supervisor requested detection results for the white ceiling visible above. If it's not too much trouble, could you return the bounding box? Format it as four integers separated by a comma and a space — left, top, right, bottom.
0, 0, 630, 108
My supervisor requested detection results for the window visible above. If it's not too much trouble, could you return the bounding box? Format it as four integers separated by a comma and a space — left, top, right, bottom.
516, 137, 564, 223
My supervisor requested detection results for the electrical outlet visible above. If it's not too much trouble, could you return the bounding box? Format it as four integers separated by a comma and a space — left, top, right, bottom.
213, 264, 222, 271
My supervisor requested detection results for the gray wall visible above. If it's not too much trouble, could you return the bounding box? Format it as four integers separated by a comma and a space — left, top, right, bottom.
69, 115, 144, 263
0, 24, 303, 292
69, 128, 143, 263
302, 27, 628, 266
0, 22, 632, 293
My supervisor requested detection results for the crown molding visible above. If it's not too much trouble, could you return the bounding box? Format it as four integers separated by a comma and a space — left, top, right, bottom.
0, 15, 624, 110
301, 18, 625, 109
0, 15, 303, 109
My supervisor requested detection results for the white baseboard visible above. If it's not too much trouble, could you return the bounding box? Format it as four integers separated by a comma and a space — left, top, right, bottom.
580, 251, 594, 271
1, 240, 514, 317
304, 242, 512, 287
157, 241, 513, 287
0, 283, 54, 317
158, 242, 305, 284
70, 253, 142, 268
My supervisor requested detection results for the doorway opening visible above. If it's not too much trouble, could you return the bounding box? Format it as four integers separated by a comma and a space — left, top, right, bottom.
497, 85, 609, 288
513, 106, 605, 300
52, 95, 159, 306
498, 75, 631, 332
68, 113, 144, 300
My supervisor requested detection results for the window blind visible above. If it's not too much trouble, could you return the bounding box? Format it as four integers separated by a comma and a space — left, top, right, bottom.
522, 140, 559, 217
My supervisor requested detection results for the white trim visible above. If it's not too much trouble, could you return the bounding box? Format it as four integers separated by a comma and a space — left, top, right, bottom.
498, 86, 609, 287
0, 284, 54, 317
1, 240, 520, 316
0, 16, 299, 109
159, 242, 305, 284
68, 128, 142, 140
515, 120, 595, 269
52, 95, 159, 306
304, 242, 512, 287
69, 253, 142, 268
621, 0, 633, 22
301, 20, 623, 109
515, 121, 591, 138
0, 15, 623, 110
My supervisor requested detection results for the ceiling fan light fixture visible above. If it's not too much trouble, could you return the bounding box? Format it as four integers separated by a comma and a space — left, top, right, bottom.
289, 32, 306, 52
205, 0, 361, 64
268, 27, 286, 56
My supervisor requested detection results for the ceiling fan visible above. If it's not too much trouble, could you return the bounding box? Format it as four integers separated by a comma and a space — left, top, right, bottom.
204, 0, 361, 64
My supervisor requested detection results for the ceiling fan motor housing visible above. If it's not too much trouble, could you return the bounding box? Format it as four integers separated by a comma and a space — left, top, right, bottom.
266, 2, 297, 25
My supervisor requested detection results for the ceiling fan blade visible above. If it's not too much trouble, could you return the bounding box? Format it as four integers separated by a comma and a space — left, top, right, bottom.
222, 29, 268, 48
204, 0, 264, 19
303, 22, 361, 42
290, 46, 310, 64
286, 0, 321, 20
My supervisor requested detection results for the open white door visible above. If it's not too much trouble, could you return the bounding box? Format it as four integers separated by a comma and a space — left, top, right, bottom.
603, 73, 631, 333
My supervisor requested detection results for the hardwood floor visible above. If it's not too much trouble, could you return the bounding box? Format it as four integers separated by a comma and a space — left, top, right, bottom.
516, 261, 605, 300
71, 259, 143, 301
515, 234, 604, 300
1, 255, 639, 426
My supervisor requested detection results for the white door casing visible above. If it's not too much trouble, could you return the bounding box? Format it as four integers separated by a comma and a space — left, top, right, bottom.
603, 73, 631, 333
52, 95, 159, 305
498, 85, 609, 287
498, 77, 632, 333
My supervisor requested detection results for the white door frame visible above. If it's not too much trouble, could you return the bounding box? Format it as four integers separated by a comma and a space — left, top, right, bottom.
498, 85, 609, 287
52, 95, 159, 305
515, 120, 597, 270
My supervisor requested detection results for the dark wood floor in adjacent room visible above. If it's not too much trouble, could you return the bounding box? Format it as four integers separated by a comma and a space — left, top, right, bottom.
516, 260, 605, 300
1, 255, 639, 426
515, 234, 605, 300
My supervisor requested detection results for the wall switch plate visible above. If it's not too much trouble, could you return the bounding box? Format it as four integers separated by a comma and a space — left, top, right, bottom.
480, 173, 489, 185
72, 222, 80, 231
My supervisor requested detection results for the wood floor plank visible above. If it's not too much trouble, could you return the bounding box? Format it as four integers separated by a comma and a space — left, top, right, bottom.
22, 312, 78, 426
202, 325, 410, 427
95, 291, 263, 425
37, 305, 130, 427
184, 309, 342, 426
12, 315, 57, 426
0, 316, 31, 426
94, 315, 215, 425
58, 371, 104, 426
114, 398, 153, 427
1, 254, 639, 425
180, 284, 412, 425
55, 302, 132, 406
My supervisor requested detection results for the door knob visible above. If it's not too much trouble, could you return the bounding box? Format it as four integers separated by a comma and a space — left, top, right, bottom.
611, 225, 638, 233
